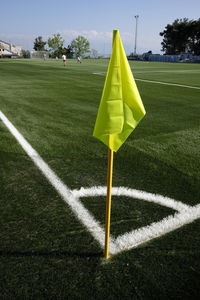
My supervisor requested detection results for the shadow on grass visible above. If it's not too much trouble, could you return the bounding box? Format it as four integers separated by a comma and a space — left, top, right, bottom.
0, 250, 102, 258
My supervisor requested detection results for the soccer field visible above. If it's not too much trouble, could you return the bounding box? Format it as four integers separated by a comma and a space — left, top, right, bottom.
0, 58, 200, 299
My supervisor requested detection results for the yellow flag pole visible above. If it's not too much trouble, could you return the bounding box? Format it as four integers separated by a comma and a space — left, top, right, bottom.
104, 147, 114, 259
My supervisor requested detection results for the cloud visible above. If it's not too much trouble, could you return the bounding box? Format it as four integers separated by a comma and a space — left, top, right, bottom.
0, 33, 36, 49
59, 29, 136, 44
59, 30, 137, 54
0, 30, 162, 54
59, 30, 161, 53
60, 29, 112, 41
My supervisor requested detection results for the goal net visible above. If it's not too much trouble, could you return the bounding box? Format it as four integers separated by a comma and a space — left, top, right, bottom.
31, 51, 49, 59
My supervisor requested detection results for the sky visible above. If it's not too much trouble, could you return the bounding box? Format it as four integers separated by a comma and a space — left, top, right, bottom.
1, 0, 200, 55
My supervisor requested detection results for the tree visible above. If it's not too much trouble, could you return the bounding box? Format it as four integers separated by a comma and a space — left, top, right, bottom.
52, 45, 74, 58
33, 36, 46, 51
66, 45, 74, 58
70, 36, 90, 57
21, 50, 30, 58
47, 33, 64, 51
188, 19, 200, 55
91, 49, 98, 58
160, 18, 200, 55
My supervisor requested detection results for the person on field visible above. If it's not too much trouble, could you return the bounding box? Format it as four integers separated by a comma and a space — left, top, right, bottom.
0, 48, 3, 58
77, 56, 82, 63
62, 54, 67, 66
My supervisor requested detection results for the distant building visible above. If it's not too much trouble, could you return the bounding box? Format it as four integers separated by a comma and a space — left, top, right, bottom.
0, 40, 22, 57
141, 52, 200, 63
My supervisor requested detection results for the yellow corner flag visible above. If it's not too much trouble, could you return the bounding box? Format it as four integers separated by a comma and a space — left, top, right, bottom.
93, 30, 146, 259
93, 29, 146, 152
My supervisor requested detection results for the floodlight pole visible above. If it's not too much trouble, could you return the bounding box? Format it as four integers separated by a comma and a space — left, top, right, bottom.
134, 15, 139, 55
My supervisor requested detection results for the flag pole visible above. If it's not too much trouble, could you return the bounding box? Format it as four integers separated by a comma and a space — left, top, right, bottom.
104, 30, 116, 260
104, 147, 114, 259
93, 29, 146, 258
104, 30, 117, 259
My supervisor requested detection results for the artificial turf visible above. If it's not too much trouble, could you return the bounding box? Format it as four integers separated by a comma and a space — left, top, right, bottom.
0, 58, 200, 299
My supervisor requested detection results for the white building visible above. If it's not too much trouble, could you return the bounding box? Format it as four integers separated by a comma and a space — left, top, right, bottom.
0, 40, 22, 56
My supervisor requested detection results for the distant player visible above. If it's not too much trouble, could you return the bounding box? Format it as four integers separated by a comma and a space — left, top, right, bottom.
0, 48, 3, 58
77, 56, 82, 63
62, 54, 67, 66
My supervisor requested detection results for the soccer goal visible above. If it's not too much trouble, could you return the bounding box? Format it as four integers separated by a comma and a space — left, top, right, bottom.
31, 51, 49, 59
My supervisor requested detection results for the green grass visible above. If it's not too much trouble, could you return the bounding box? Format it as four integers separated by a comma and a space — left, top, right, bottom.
0, 58, 200, 299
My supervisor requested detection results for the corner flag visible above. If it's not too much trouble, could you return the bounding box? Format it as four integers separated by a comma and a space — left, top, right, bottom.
93, 30, 146, 259
93, 30, 146, 152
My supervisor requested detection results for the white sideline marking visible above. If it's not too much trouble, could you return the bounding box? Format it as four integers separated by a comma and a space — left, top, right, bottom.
114, 204, 200, 253
93, 72, 106, 76
135, 78, 200, 90
1, 110, 200, 256
73, 187, 200, 255
0, 110, 116, 253
72, 186, 189, 212
92, 72, 200, 90
133, 70, 200, 74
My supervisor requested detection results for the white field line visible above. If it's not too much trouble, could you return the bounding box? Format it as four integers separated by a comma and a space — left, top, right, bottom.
135, 70, 200, 73
72, 186, 189, 212
114, 204, 200, 254
1, 110, 200, 256
135, 78, 200, 90
0, 110, 117, 253
93, 72, 106, 75
73, 186, 200, 255
92, 72, 200, 90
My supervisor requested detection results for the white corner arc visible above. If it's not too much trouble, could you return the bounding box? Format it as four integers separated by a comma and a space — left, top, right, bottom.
1, 110, 200, 256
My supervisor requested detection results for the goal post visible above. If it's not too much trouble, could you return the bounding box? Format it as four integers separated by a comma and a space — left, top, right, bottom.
31, 51, 49, 59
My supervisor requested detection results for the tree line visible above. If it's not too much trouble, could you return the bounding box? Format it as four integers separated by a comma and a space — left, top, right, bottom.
21, 18, 200, 58
160, 18, 200, 55
33, 33, 91, 58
